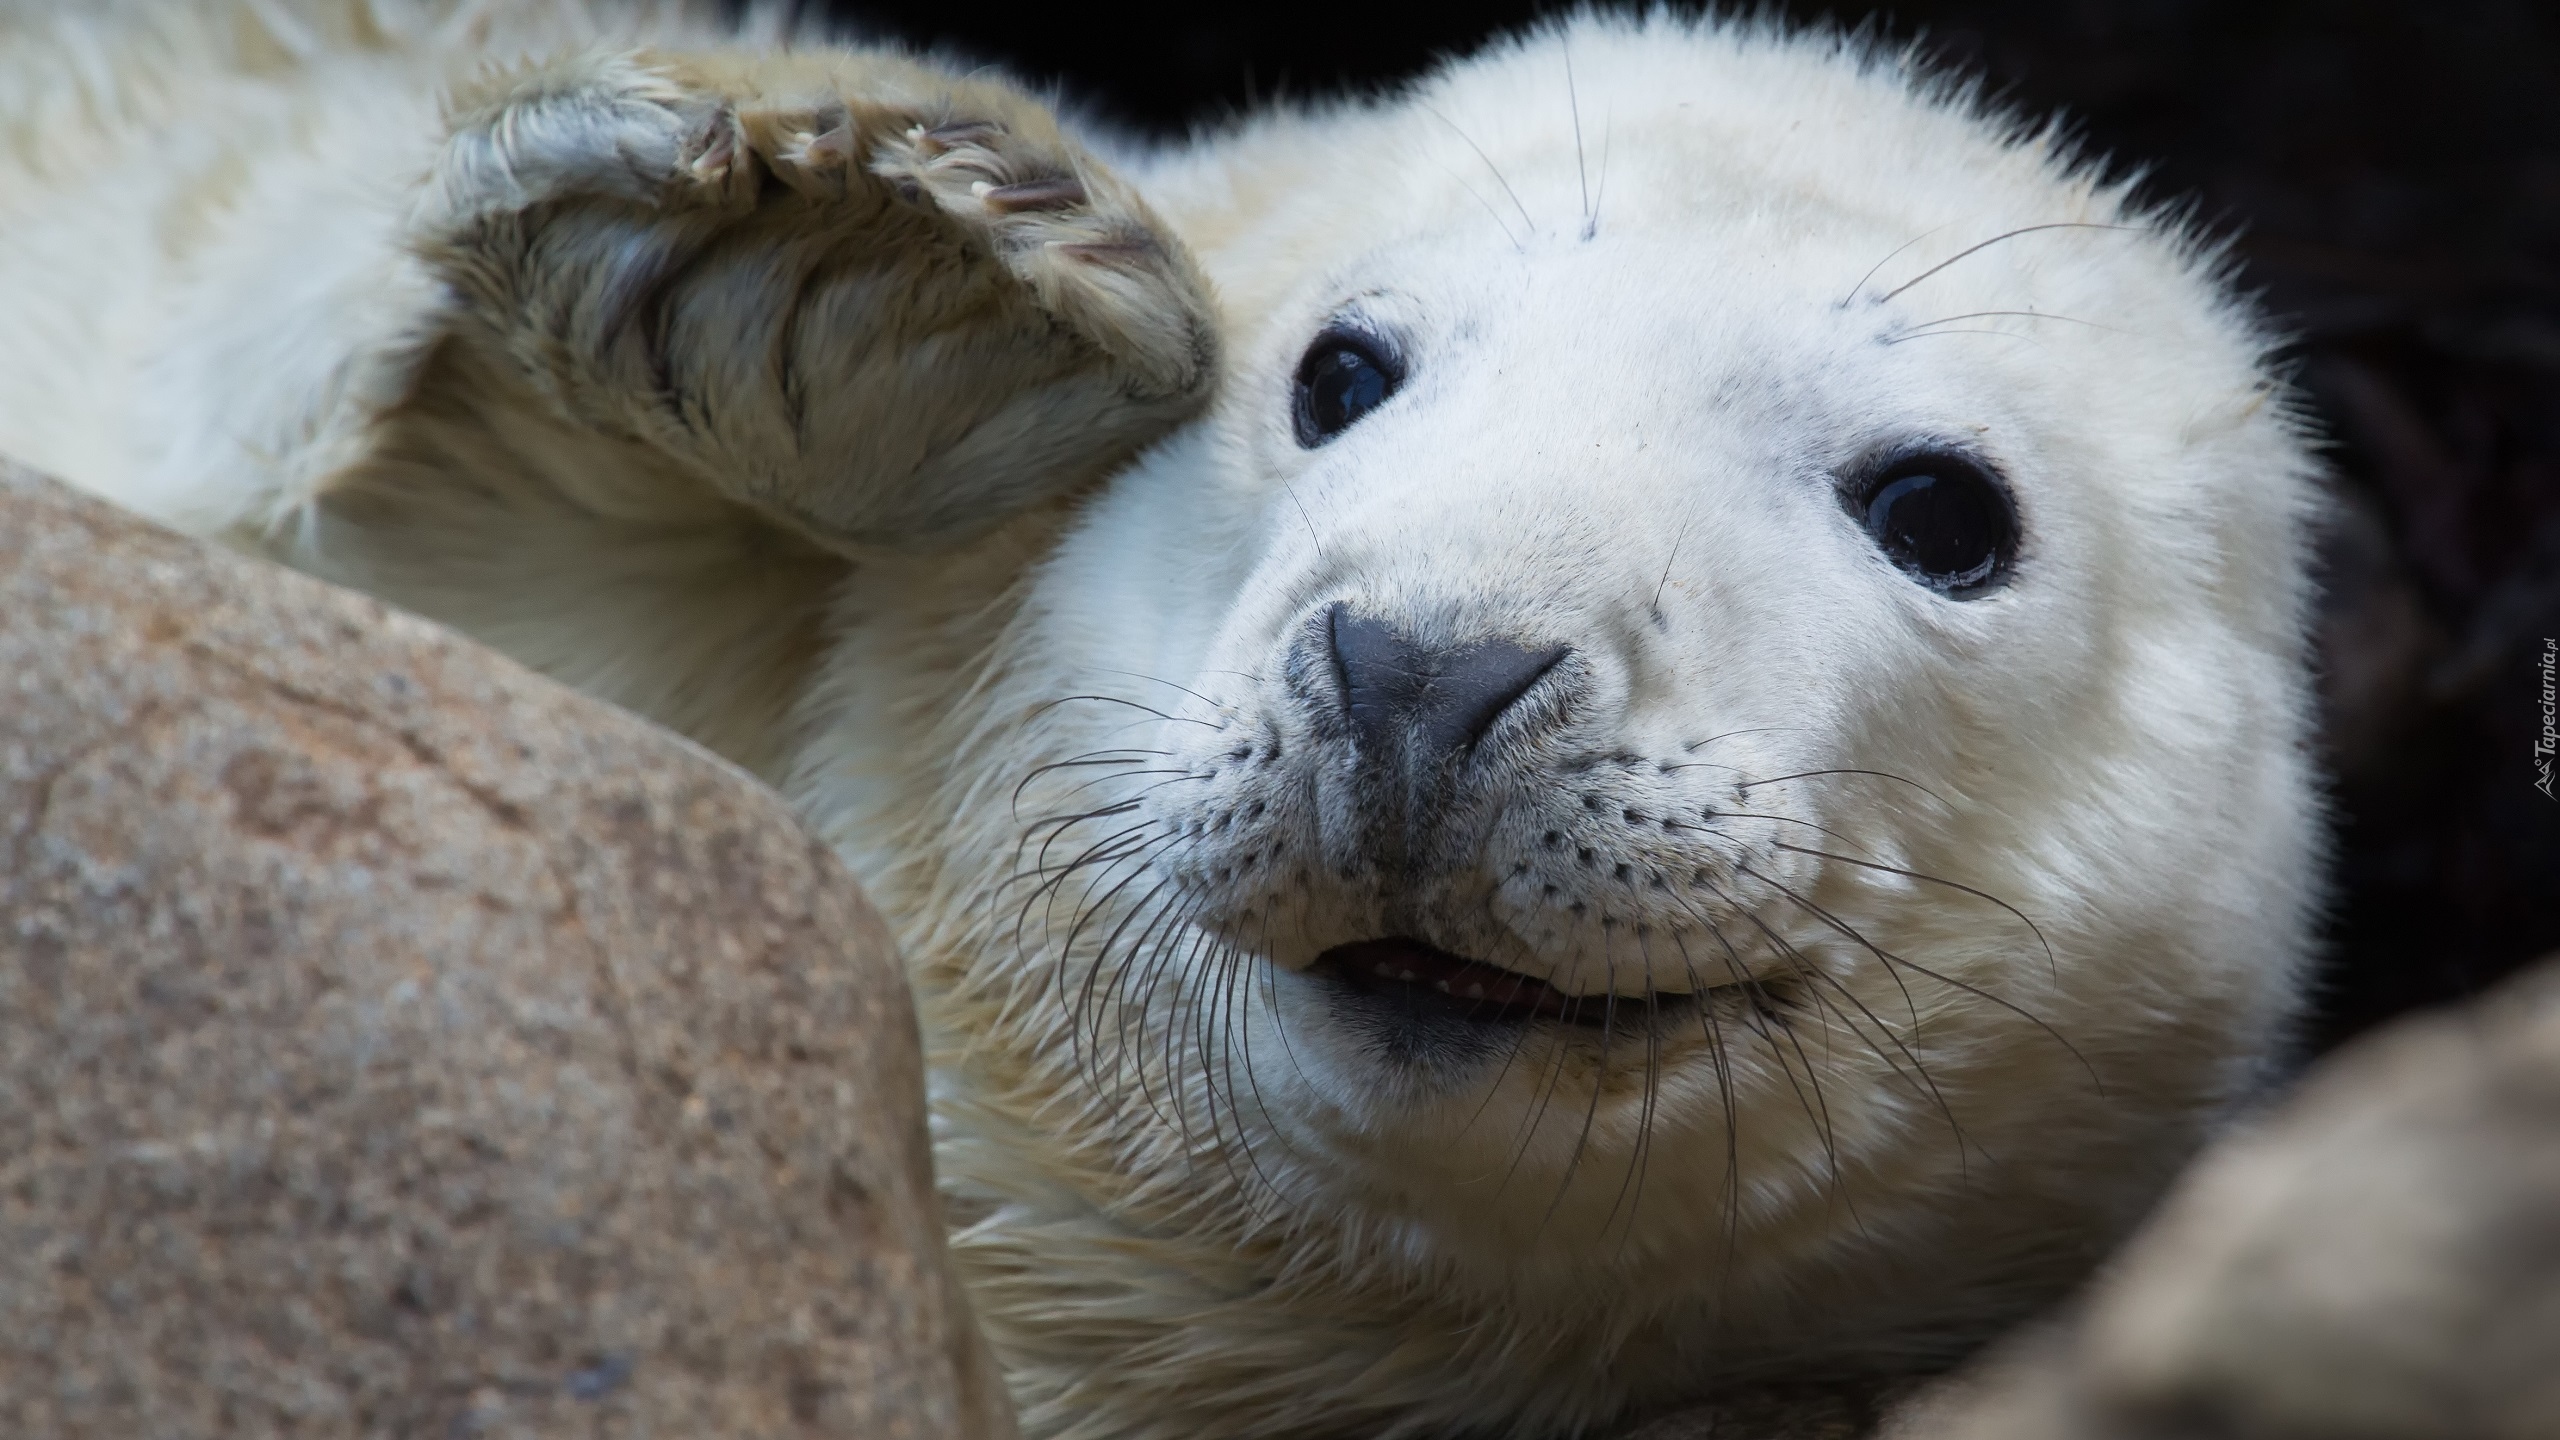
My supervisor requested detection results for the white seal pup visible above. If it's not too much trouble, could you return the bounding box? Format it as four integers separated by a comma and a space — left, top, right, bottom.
0, 3, 2327, 1436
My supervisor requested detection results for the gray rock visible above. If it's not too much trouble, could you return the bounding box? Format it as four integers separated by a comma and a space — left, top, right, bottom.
0, 462, 1014, 1439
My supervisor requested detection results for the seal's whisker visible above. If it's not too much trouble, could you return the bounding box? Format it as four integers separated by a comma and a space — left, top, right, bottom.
1565, 41, 1591, 238
1498, 906, 1605, 1206
1094, 884, 1209, 1114
1738, 768, 1951, 808
1014, 764, 1210, 880
1736, 866, 1935, 1037
1011, 837, 1165, 987
1697, 872, 1972, 1169
1045, 767, 1210, 811
1752, 864, 2101, 1094
1879, 327, 2045, 347
1666, 922, 1748, 1271
1590, 110, 1614, 238
1538, 926, 1627, 1237
1679, 726, 1803, 753
1836, 221, 1954, 309
1870, 221, 2146, 305
1651, 509, 1699, 616
1256, 926, 1316, 1093
1438, 162, 1530, 252
1661, 884, 1852, 1226
1201, 948, 1275, 1211
1082, 668, 1238, 718
1454, 883, 1558, 1145
1769, 840, 2059, 980
1072, 874, 1186, 1094
1004, 804, 1141, 882
1127, 893, 1227, 1130
1232, 902, 1316, 1199
1600, 926, 1670, 1254
1163, 916, 1232, 1157
1011, 829, 1181, 1038
1685, 806, 1879, 861
1006, 822, 1164, 958
1100, 891, 1205, 1115
1423, 103, 1535, 237
1111, 876, 1218, 1112
1060, 836, 1187, 1013
1010, 749, 1170, 816
1082, 888, 1179, 1118
1031, 693, 1227, 730
1011, 823, 1163, 939
1899, 308, 2121, 335
1023, 804, 1146, 874
1198, 942, 1280, 1209
1205, 942, 1288, 1214
1055, 831, 1186, 1008
1735, 875, 2012, 1176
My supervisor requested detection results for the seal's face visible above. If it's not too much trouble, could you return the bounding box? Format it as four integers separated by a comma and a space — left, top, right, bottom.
906, 18, 2324, 1422
1165, 231, 2043, 1018
1051, 226, 2062, 1268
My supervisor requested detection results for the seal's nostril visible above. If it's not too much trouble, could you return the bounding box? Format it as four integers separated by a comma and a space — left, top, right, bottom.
1324, 603, 1569, 765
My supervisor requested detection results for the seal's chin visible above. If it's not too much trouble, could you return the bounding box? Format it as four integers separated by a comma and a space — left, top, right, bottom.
1311, 937, 1690, 1029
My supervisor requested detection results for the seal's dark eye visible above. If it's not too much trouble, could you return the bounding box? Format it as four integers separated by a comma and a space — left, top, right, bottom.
1294, 332, 1399, 447
1854, 452, 2018, 596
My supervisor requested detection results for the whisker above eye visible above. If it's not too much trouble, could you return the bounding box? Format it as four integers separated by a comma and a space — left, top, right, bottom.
1897, 309, 2124, 336
1878, 328, 2045, 347
1868, 221, 2148, 306
1422, 102, 1535, 239
1836, 221, 1954, 309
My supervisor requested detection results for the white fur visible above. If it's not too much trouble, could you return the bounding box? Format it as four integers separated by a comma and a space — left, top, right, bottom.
0, 5, 2326, 1437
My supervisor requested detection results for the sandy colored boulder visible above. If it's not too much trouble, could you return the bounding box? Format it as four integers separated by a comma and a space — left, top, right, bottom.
0, 463, 1012, 1439
1890, 951, 2560, 1440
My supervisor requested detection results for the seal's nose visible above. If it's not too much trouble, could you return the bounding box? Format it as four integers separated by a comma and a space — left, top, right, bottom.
1325, 603, 1569, 767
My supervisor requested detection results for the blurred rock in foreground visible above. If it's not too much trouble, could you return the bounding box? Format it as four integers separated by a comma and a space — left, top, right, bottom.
1890, 950, 2560, 1440
0, 463, 1012, 1439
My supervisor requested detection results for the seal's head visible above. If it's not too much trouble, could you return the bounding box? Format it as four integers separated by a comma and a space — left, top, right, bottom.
831, 14, 2325, 1437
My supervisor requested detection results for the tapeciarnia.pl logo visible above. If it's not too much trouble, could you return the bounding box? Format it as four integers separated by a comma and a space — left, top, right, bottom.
2538, 637, 2557, 801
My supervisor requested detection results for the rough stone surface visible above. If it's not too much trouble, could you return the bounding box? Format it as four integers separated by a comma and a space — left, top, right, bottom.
1890, 951, 2560, 1440
0, 463, 1013, 1439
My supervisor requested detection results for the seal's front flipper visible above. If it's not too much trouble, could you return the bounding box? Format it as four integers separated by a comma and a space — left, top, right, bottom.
418, 49, 1218, 549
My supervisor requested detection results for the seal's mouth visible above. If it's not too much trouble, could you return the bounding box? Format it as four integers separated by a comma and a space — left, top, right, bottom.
1312, 937, 1685, 1028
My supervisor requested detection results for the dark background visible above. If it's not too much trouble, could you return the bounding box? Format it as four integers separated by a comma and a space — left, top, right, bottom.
799, 0, 2560, 1055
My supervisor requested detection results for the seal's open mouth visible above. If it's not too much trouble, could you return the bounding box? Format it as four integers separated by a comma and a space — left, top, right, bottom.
1312, 937, 1680, 1028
